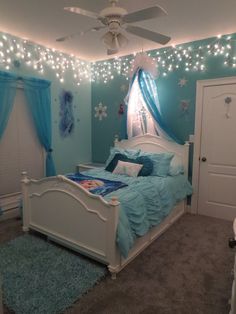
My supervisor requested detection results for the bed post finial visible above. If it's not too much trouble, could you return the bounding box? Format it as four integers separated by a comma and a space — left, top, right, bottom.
21, 171, 30, 184
109, 196, 119, 206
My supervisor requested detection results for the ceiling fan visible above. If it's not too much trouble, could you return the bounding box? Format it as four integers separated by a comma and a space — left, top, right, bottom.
56, 0, 171, 55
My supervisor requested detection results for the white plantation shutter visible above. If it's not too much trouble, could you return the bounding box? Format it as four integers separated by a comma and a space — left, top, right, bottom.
0, 88, 44, 201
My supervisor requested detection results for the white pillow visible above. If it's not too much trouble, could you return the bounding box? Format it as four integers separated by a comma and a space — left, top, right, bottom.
112, 160, 143, 177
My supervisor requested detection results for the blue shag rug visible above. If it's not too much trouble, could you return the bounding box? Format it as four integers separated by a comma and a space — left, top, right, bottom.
0, 234, 107, 314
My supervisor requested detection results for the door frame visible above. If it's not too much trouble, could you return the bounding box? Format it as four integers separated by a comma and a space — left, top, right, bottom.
191, 76, 236, 214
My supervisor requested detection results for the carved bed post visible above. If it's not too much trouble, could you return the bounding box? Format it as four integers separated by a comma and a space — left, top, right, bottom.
107, 196, 121, 280
21, 171, 30, 232
183, 141, 190, 179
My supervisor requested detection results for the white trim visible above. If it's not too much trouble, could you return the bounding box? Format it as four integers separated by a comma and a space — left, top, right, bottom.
0, 208, 20, 222
0, 193, 21, 221
192, 76, 236, 214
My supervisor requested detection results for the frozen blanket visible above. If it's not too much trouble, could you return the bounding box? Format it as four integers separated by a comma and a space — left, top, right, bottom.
78, 169, 193, 258
66, 172, 128, 196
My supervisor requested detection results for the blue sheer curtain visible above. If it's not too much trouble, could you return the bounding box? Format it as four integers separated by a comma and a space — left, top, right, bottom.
0, 72, 17, 215
137, 69, 183, 144
0, 72, 17, 140
0, 71, 56, 176
23, 77, 56, 176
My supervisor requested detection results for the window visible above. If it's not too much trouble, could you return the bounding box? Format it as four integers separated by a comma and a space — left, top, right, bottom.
127, 76, 156, 138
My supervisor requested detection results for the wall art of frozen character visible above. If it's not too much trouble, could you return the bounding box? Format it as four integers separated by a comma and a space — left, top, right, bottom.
59, 90, 75, 137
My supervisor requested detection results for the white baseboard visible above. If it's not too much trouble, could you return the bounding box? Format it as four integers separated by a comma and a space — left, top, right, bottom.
0, 193, 21, 222
0, 208, 20, 222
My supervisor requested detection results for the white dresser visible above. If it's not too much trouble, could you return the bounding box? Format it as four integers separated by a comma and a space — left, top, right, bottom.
229, 219, 236, 314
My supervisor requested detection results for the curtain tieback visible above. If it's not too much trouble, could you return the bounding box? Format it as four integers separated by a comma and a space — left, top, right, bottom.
47, 148, 53, 153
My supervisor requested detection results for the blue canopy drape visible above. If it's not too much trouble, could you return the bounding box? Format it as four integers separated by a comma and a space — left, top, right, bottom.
0, 71, 56, 176
126, 68, 184, 145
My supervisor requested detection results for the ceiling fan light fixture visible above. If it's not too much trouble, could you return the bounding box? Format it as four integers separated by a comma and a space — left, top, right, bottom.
109, 36, 119, 51
117, 33, 128, 48
102, 32, 114, 48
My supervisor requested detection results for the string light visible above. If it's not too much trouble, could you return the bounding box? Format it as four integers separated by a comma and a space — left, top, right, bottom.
0, 31, 235, 84
92, 32, 236, 82
0, 31, 90, 85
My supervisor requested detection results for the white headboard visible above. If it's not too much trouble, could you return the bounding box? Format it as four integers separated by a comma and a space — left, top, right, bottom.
114, 134, 189, 177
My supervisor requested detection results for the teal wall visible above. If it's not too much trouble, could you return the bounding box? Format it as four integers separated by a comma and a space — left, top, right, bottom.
91, 35, 236, 171
2, 31, 236, 176
0, 32, 91, 174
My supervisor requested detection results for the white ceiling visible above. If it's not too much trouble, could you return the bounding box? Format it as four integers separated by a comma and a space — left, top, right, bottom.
0, 0, 236, 61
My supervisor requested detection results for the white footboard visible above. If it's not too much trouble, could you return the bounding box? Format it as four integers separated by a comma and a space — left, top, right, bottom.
21, 172, 120, 271
21, 171, 186, 277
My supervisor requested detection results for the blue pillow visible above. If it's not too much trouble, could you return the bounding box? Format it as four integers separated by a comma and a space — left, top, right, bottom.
105, 153, 153, 177
105, 147, 140, 168
139, 152, 174, 177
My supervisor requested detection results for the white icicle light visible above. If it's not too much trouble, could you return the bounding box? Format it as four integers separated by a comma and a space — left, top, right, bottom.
0, 31, 235, 83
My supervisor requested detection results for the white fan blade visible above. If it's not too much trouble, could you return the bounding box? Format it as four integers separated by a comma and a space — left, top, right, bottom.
56, 34, 76, 42
123, 5, 167, 24
107, 49, 119, 55
64, 7, 99, 19
56, 26, 105, 42
126, 25, 170, 45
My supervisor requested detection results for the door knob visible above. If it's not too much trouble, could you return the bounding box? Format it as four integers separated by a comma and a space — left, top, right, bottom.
201, 157, 207, 162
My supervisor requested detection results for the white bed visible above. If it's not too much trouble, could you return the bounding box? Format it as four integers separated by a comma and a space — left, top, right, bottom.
21, 134, 189, 278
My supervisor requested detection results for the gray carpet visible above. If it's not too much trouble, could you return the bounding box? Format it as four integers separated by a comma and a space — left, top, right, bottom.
0, 214, 234, 314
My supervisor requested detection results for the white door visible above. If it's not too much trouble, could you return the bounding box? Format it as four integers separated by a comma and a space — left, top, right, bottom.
198, 82, 236, 220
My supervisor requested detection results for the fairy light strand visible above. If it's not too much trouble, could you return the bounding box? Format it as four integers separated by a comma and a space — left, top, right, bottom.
0, 31, 235, 84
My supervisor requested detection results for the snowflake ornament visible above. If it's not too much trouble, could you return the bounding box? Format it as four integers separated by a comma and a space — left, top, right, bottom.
94, 102, 107, 121
178, 78, 188, 87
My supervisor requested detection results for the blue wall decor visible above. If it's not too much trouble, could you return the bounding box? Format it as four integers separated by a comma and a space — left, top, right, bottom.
59, 90, 75, 138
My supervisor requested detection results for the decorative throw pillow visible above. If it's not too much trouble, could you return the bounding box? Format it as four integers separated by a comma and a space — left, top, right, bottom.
105, 153, 153, 176
169, 164, 184, 176
139, 152, 174, 177
112, 160, 143, 177
105, 147, 140, 168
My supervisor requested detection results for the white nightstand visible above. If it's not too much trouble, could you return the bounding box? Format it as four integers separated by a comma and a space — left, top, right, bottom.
76, 162, 105, 172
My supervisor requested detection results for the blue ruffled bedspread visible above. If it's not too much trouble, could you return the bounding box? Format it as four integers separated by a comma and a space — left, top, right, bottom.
81, 168, 192, 258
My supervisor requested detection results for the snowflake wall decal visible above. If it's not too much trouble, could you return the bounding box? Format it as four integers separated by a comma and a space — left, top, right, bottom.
178, 78, 188, 87
94, 102, 107, 121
